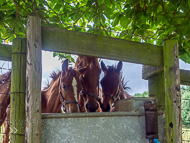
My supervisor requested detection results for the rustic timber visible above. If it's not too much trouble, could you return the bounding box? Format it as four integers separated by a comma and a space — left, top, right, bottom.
10, 38, 26, 143
148, 72, 165, 111
180, 69, 190, 86
142, 65, 164, 79
26, 16, 42, 143
163, 40, 181, 143
143, 66, 190, 86
41, 26, 163, 66
0, 44, 12, 61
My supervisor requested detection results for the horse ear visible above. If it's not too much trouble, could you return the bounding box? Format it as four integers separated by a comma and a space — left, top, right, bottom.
116, 61, 122, 73
62, 59, 69, 72
101, 61, 107, 73
78, 64, 89, 74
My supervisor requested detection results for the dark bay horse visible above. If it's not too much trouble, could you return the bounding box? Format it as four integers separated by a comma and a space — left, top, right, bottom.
75, 56, 102, 112
100, 61, 132, 112
0, 59, 80, 143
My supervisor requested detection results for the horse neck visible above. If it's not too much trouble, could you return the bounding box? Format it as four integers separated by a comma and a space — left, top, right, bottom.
118, 77, 131, 99
0, 76, 11, 126
41, 76, 62, 113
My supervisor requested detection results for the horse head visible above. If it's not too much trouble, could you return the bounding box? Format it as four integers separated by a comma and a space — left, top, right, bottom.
42, 59, 79, 113
76, 56, 101, 112
59, 59, 80, 113
100, 61, 123, 112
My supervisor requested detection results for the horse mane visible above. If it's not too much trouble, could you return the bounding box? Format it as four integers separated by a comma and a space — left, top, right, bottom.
43, 71, 61, 90
0, 70, 11, 85
120, 72, 131, 92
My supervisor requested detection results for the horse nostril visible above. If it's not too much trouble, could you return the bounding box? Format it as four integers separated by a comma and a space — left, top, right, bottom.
102, 104, 110, 112
85, 103, 89, 110
96, 103, 99, 110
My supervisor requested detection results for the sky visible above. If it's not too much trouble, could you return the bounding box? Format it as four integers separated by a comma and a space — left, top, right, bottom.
41, 51, 190, 96
0, 50, 189, 96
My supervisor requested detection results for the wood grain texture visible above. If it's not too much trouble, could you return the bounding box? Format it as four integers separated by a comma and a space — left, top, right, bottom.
0, 44, 12, 61
163, 40, 181, 143
10, 38, 26, 143
142, 65, 164, 79
143, 66, 190, 86
26, 16, 42, 143
41, 26, 163, 66
180, 69, 190, 86
148, 71, 165, 111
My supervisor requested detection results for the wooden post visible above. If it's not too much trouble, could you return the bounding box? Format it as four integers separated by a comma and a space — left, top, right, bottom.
10, 38, 26, 143
26, 16, 42, 143
148, 71, 165, 111
163, 40, 181, 143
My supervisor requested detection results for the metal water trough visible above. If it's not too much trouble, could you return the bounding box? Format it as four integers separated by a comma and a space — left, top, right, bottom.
42, 97, 164, 143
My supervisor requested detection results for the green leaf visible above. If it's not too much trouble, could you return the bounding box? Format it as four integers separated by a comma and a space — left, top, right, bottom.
53, 52, 59, 57
104, 6, 113, 15
157, 4, 162, 13
54, 3, 62, 11
177, 18, 185, 25
0, 5, 13, 11
0, 0, 6, 5
112, 16, 120, 27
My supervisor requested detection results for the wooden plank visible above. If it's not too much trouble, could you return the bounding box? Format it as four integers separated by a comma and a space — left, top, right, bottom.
148, 71, 165, 111
26, 16, 42, 143
142, 65, 163, 79
0, 44, 12, 61
10, 38, 26, 143
41, 26, 163, 66
180, 69, 190, 86
143, 65, 190, 86
163, 40, 181, 143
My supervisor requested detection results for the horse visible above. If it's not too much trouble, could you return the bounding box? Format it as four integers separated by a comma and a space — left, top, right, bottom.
0, 59, 80, 143
75, 56, 102, 112
41, 59, 80, 113
100, 61, 132, 112
0, 71, 11, 143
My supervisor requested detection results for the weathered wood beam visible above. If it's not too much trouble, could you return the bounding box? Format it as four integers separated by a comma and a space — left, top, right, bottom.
26, 16, 42, 143
10, 38, 26, 143
0, 44, 12, 61
41, 26, 163, 66
163, 40, 181, 143
180, 69, 190, 86
148, 71, 165, 111
142, 66, 190, 86
142, 65, 164, 79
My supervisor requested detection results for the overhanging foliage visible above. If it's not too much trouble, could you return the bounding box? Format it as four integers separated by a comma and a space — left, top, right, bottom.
0, 0, 190, 63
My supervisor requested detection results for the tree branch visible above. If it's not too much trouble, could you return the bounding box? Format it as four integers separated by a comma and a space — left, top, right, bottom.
74, 3, 95, 24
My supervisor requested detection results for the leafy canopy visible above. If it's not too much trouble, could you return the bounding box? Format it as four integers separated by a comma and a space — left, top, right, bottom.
0, 0, 190, 63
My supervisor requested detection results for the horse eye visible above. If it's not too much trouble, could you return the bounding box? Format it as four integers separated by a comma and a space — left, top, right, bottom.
62, 85, 67, 89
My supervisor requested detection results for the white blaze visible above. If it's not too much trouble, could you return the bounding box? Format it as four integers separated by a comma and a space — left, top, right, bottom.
72, 77, 78, 102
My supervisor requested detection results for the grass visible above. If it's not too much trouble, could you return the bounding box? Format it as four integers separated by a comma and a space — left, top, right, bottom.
182, 127, 190, 143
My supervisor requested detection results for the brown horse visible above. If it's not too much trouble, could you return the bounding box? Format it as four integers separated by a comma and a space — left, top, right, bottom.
75, 56, 102, 112
41, 59, 79, 113
100, 61, 132, 112
0, 59, 80, 143
0, 71, 11, 143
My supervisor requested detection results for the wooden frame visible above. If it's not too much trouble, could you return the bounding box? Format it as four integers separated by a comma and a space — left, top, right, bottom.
1, 15, 190, 143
